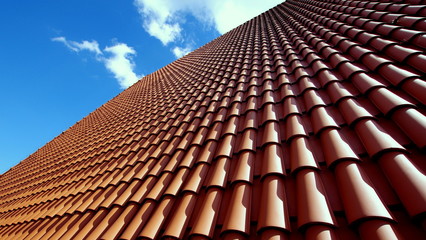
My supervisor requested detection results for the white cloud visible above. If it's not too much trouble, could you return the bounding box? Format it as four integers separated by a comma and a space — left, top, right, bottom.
134, 0, 283, 44
135, 0, 183, 45
172, 46, 192, 58
104, 43, 143, 89
52, 37, 102, 55
53, 1, 283, 88
53, 37, 142, 89
145, 21, 181, 46
208, 0, 284, 34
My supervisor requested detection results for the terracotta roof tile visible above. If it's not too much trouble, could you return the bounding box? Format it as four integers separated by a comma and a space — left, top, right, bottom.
190, 188, 223, 238
355, 119, 406, 157
320, 128, 359, 167
1, 1, 426, 239
296, 168, 335, 227
257, 176, 290, 231
237, 129, 257, 153
290, 136, 318, 172
221, 182, 251, 235
285, 114, 308, 140
336, 161, 394, 223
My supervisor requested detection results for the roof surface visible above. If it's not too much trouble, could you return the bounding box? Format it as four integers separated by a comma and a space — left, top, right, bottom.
1, 0, 426, 239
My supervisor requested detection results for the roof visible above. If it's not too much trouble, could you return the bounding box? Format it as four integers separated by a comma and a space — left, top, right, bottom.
1, 0, 426, 239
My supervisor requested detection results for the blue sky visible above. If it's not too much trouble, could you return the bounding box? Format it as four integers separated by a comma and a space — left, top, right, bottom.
0, 0, 282, 174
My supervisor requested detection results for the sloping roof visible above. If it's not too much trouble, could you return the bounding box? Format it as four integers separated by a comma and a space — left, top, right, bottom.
1, 0, 426, 239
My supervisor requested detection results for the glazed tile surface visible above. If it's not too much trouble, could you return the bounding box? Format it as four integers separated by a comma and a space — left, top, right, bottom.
1, 0, 426, 239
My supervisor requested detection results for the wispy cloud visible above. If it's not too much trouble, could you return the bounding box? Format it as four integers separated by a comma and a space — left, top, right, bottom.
134, 0, 282, 58
104, 43, 142, 88
172, 46, 192, 58
134, 0, 282, 39
53, 1, 282, 87
207, 0, 284, 34
52, 37, 142, 89
136, 4, 181, 46
145, 21, 181, 46
134, 0, 183, 45
52, 37, 102, 55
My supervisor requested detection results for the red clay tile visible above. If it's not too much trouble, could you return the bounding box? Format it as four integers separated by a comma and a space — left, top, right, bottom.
221, 182, 251, 235
164, 168, 190, 196
310, 106, 339, 134
129, 176, 156, 204
163, 192, 197, 239
260, 121, 281, 146
368, 87, 415, 116
296, 168, 335, 228
358, 219, 402, 240
261, 144, 285, 178
378, 64, 420, 86
139, 196, 175, 239
327, 82, 356, 104
231, 151, 255, 184
290, 136, 318, 172
351, 72, 385, 94
405, 53, 426, 74
354, 119, 406, 157
282, 97, 301, 117
391, 107, 426, 148
119, 200, 156, 240
285, 114, 307, 141
196, 141, 217, 165
400, 78, 426, 105
257, 175, 290, 232
379, 152, 426, 218
190, 188, 223, 238
237, 129, 256, 153
206, 157, 230, 189
320, 128, 359, 167
303, 89, 327, 112
305, 224, 338, 240
335, 161, 393, 224
338, 98, 375, 126
182, 164, 207, 193
1, 1, 426, 239
216, 135, 236, 158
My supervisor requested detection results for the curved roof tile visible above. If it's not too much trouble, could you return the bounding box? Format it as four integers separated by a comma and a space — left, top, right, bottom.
0, 1, 425, 239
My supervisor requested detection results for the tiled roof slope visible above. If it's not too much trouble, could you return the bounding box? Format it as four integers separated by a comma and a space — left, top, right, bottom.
1, 0, 426, 239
